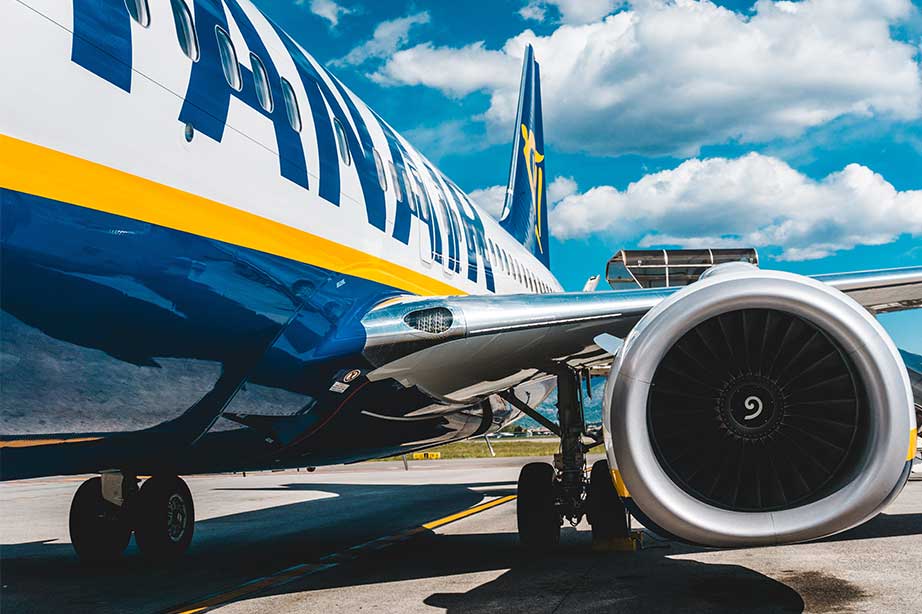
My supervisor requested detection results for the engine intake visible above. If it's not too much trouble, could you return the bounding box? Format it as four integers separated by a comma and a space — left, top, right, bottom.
603, 265, 915, 547
649, 308, 865, 512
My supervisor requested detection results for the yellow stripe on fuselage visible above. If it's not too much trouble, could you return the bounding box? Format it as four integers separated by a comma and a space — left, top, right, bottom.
0, 134, 465, 297
909, 428, 918, 462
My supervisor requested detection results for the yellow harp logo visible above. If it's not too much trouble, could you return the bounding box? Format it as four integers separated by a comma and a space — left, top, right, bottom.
521, 123, 545, 253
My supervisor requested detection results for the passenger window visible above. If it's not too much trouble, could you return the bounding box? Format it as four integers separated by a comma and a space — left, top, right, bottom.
412, 172, 430, 221
125, 0, 150, 27
250, 53, 273, 112
452, 210, 464, 249
333, 119, 351, 165
170, 0, 199, 61
280, 78, 301, 132
390, 162, 403, 200
215, 27, 241, 91
373, 149, 387, 191
403, 172, 415, 211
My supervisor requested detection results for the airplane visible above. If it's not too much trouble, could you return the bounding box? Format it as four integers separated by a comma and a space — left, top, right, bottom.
1, 0, 920, 563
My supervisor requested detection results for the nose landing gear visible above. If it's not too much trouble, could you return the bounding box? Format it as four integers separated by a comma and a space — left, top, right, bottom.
69, 472, 195, 563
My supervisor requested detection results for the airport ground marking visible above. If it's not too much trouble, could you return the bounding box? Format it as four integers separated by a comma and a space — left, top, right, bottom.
0, 437, 102, 448
163, 494, 517, 614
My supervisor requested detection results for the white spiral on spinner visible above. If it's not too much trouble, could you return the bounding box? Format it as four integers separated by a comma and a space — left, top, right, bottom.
743, 396, 764, 421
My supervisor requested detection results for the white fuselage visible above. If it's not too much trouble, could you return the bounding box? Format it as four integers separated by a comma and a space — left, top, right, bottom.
1, 0, 561, 299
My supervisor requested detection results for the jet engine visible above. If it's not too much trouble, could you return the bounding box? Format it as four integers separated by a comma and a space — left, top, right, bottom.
603, 264, 916, 547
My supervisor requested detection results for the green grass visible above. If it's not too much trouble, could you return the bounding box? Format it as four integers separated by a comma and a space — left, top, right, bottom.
377, 438, 560, 461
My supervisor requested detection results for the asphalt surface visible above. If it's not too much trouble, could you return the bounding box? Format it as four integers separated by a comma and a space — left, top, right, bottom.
1, 456, 921, 613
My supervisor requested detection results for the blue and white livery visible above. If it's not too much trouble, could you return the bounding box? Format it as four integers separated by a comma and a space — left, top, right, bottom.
1, 0, 920, 562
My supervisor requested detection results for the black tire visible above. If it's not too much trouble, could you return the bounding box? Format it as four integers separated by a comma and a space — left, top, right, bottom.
133, 475, 194, 562
587, 459, 630, 540
516, 462, 560, 549
69, 477, 132, 563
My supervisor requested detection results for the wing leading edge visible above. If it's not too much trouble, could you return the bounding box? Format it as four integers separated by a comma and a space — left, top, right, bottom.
360, 266, 922, 403
815, 267, 922, 314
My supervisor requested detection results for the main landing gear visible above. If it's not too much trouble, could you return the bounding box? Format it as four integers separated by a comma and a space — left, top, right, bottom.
510, 368, 630, 549
69, 472, 195, 563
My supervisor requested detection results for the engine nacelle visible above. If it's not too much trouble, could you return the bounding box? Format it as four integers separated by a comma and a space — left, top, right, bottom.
603, 264, 916, 547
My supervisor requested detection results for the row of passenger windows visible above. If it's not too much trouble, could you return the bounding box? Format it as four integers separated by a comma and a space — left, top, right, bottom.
125, 1, 296, 127
125, 1, 551, 293
125, 0, 421, 203
486, 239, 551, 293
128, 1, 404, 200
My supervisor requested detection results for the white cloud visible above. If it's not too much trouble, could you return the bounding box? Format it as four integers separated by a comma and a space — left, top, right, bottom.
376, 0, 922, 157
300, 0, 353, 28
520, 0, 621, 25
335, 12, 430, 66
373, 42, 519, 97
469, 185, 508, 218
468, 176, 578, 219
550, 153, 922, 261
548, 176, 578, 204
519, 2, 547, 22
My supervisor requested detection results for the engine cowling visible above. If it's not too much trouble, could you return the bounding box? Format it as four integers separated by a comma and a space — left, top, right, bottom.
603, 264, 916, 547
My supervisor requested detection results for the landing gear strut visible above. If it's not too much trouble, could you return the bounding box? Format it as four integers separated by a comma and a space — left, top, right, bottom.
69, 472, 195, 562
513, 368, 630, 548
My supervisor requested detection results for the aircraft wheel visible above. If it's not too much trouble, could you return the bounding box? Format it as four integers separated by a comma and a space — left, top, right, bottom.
587, 459, 630, 541
69, 477, 132, 563
516, 462, 560, 549
133, 475, 195, 561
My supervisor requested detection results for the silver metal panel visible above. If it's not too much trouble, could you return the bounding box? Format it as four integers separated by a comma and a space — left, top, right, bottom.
815, 266, 922, 313
361, 288, 672, 401
359, 265, 922, 404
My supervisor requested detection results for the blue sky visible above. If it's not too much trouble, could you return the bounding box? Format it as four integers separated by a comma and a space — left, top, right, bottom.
252, 0, 921, 352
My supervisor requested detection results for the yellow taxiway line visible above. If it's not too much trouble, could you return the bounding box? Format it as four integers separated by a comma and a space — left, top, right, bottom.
164, 494, 517, 614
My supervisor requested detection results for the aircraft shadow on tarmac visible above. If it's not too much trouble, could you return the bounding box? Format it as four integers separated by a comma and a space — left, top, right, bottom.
243, 510, 919, 614
1, 479, 919, 613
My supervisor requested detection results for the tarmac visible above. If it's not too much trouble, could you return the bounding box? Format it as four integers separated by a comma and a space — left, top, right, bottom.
1, 456, 920, 613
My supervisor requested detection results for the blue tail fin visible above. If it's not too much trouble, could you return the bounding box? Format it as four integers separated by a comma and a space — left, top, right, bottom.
500, 45, 550, 268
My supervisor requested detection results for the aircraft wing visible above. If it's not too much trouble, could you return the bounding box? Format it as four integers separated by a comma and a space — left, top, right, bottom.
814, 267, 922, 314
361, 266, 922, 403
